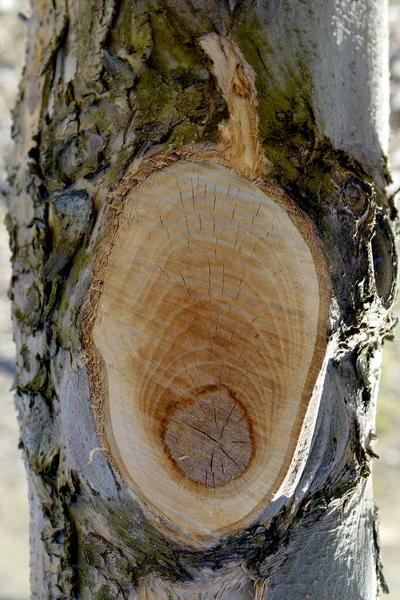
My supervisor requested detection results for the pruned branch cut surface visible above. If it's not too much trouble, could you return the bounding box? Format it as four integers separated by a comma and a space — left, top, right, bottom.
91, 159, 330, 541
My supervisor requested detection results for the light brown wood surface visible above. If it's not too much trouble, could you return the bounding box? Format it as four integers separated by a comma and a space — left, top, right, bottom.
92, 160, 330, 541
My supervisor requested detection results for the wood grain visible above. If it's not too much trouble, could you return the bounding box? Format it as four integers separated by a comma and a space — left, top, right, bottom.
92, 160, 330, 540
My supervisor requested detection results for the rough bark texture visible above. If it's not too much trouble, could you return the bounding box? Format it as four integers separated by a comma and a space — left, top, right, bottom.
7, 0, 397, 598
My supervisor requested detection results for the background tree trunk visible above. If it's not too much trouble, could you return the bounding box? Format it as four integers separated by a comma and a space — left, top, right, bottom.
7, 0, 397, 598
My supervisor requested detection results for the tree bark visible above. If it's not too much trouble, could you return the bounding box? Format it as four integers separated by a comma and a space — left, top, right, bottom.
7, 0, 397, 598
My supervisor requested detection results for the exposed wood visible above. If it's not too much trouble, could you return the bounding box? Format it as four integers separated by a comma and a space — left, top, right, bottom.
7, 0, 396, 597
90, 158, 330, 542
197, 33, 267, 177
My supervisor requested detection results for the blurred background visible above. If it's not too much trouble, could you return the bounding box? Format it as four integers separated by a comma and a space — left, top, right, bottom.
0, 1, 399, 599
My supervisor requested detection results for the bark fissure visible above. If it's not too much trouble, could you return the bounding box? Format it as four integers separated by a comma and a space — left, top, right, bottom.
7, 0, 396, 598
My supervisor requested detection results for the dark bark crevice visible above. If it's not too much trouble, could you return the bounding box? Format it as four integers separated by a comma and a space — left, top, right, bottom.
7, 0, 396, 598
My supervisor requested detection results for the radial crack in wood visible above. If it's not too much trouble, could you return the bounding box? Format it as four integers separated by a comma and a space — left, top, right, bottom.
90, 159, 330, 542
164, 385, 253, 486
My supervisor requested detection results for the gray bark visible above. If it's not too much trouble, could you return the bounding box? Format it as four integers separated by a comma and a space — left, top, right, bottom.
7, 0, 396, 598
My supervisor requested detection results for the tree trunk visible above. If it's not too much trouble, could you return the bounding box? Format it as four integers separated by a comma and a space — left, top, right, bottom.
7, 0, 397, 598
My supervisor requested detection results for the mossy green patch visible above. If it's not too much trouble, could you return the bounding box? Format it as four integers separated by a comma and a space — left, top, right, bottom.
167, 121, 202, 146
